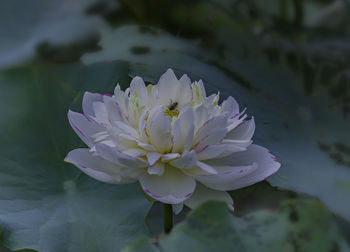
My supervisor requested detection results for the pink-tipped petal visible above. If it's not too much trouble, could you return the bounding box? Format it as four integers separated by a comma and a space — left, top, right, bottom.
68, 110, 104, 147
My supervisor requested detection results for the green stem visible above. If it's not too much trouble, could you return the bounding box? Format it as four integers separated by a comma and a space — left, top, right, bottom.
163, 203, 173, 234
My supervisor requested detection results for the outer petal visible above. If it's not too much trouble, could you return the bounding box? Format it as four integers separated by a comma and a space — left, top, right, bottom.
192, 115, 227, 151
68, 110, 104, 147
184, 183, 233, 210
146, 106, 172, 153
82, 92, 103, 117
139, 166, 196, 204
221, 96, 239, 118
64, 148, 130, 184
197, 144, 281, 191
103, 95, 125, 124
95, 143, 147, 169
196, 161, 218, 175
196, 145, 227, 160
196, 164, 258, 191
226, 117, 255, 142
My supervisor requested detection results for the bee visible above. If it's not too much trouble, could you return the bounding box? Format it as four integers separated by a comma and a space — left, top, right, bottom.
168, 100, 178, 111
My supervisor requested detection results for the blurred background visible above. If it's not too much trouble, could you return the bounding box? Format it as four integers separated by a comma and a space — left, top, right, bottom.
1, 0, 350, 251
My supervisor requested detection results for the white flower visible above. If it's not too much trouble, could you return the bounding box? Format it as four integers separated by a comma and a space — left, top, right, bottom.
65, 69, 280, 213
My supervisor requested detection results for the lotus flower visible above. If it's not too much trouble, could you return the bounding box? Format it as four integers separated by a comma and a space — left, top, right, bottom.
65, 69, 280, 213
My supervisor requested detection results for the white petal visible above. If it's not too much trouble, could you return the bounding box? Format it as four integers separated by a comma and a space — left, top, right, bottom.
103, 95, 125, 124
193, 104, 210, 131
181, 166, 216, 176
147, 152, 162, 166
184, 183, 233, 209
68, 110, 104, 147
192, 80, 206, 104
179, 74, 191, 86
172, 107, 195, 153
196, 80, 206, 97
183, 125, 195, 151
146, 106, 172, 153
139, 166, 196, 204
221, 139, 252, 149
130, 76, 148, 106
226, 117, 255, 141
198, 144, 281, 190
112, 132, 139, 149
192, 116, 227, 151
114, 85, 129, 120
196, 164, 258, 191
221, 96, 239, 118
156, 69, 180, 105
204, 94, 217, 106
212, 144, 247, 158
147, 162, 165, 176
91, 131, 110, 143
196, 161, 218, 175
82, 92, 103, 117
161, 153, 181, 162
108, 126, 137, 149
122, 148, 146, 158
137, 142, 156, 152
113, 121, 139, 138
196, 145, 228, 160
177, 74, 193, 105
227, 112, 248, 132
95, 143, 147, 169
91, 101, 110, 126
170, 150, 197, 168
65, 148, 127, 184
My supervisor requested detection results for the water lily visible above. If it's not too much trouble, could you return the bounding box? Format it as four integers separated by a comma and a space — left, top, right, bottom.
65, 69, 280, 214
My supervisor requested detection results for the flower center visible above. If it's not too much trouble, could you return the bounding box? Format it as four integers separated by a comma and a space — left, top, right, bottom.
164, 100, 179, 118
164, 108, 179, 118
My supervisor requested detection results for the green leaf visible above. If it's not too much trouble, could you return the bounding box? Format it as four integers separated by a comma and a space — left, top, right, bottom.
82, 25, 350, 222
1, 227, 38, 252
121, 236, 159, 252
0, 0, 115, 68
124, 200, 349, 252
0, 62, 151, 252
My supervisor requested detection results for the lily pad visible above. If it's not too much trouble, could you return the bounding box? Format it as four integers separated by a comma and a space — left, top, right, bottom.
123, 200, 349, 252
0, 0, 116, 68
0, 62, 151, 252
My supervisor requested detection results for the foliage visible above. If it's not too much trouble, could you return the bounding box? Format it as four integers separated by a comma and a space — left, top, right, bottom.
123, 200, 349, 252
